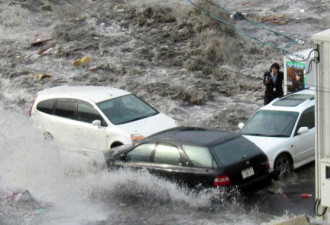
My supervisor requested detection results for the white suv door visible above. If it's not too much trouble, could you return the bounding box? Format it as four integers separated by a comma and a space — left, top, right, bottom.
50, 99, 107, 152
75, 101, 108, 152
48, 99, 78, 147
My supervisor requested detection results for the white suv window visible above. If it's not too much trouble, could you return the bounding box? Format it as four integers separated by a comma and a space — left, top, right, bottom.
36, 99, 56, 114
77, 101, 106, 126
54, 99, 75, 119
97, 94, 158, 125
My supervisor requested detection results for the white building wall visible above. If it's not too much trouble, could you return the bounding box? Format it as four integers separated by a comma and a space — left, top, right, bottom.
312, 29, 330, 223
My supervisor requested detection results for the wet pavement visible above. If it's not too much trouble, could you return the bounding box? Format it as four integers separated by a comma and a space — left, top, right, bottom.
249, 162, 315, 217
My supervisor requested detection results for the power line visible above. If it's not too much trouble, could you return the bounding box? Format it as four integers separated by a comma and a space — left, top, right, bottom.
285, 48, 318, 63
185, 0, 283, 52
203, 0, 303, 45
185, 0, 306, 58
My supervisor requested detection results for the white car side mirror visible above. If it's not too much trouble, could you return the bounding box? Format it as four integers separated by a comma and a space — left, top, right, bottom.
238, 122, 245, 129
92, 120, 102, 127
297, 126, 309, 134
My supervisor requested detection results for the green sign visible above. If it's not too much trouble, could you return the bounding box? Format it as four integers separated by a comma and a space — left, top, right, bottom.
286, 60, 305, 69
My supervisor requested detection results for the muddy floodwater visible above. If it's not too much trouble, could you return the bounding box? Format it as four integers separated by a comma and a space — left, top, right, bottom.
0, 108, 321, 225
1, 0, 330, 224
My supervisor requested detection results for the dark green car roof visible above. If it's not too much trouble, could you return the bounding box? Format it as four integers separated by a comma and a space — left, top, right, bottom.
146, 127, 240, 147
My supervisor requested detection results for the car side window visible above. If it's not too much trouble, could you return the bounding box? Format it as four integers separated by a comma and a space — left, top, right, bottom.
182, 145, 214, 168
295, 106, 315, 135
77, 102, 106, 126
126, 143, 155, 162
54, 99, 76, 119
154, 144, 181, 165
36, 99, 56, 114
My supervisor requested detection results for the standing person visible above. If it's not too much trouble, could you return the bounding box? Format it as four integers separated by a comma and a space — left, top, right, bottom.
263, 62, 284, 105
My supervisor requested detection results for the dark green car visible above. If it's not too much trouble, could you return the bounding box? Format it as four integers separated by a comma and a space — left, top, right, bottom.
108, 127, 272, 194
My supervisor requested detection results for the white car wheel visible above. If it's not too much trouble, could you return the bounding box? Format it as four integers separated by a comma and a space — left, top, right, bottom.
274, 154, 292, 178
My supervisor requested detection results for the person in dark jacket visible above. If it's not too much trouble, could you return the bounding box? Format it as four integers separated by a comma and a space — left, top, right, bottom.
263, 62, 284, 105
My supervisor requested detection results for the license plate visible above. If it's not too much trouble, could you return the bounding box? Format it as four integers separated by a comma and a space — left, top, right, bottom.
242, 167, 254, 179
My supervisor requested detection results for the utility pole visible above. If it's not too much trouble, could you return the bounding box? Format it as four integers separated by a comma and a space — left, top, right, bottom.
312, 29, 330, 223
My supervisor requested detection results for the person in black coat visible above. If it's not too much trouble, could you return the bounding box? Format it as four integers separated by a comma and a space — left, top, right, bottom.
263, 62, 284, 105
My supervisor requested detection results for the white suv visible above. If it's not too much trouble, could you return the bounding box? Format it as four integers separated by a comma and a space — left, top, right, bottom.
29, 86, 177, 155
239, 89, 315, 178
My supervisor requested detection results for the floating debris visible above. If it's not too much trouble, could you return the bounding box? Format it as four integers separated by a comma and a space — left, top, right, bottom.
73, 56, 91, 66
30, 30, 52, 46
301, 193, 312, 198
38, 73, 52, 80
256, 15, 288, 25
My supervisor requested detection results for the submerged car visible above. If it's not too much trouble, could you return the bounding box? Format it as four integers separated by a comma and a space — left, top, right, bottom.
108, 127, 272, 193
29, 86, 177, 154
239, 89, 315, 178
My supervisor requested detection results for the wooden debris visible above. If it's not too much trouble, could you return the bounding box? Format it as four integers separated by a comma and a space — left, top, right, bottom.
73, 56, 91, 66
38, 74, 52, 80
242, 1, 250, 6
256, 15, 288, 25
30, 30, 52, 46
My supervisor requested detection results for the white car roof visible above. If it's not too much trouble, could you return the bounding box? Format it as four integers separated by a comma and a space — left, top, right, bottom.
37, 86, 131, 103
261, 89, 315, 113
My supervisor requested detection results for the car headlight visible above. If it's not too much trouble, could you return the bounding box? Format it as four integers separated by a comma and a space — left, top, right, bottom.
131, 133, 145, 142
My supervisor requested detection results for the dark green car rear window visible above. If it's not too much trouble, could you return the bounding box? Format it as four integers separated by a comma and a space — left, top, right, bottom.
210, 136, 262, 167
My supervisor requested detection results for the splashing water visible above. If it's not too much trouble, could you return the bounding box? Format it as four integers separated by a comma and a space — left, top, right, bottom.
0, 104, 276, 225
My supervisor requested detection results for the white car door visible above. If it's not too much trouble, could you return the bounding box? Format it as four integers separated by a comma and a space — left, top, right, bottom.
49, 99, 79, 147
74, 101, 108, 152
292, 106, 315, 164
49, 99, 107, 152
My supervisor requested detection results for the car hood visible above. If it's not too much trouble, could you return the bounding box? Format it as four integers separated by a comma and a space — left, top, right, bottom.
117, 113, 177, 137
242, 135, 291, 159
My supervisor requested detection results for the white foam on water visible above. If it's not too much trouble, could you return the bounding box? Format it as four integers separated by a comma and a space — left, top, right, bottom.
0, 104, 267, 225
0, 0, 328, 223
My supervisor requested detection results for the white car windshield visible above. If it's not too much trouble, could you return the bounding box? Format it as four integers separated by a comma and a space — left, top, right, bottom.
240, 110, 299, 137
97, 94, 158, 125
